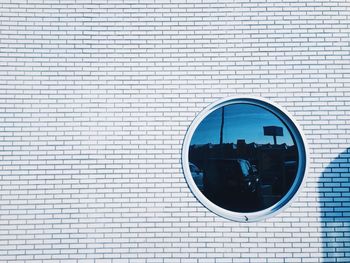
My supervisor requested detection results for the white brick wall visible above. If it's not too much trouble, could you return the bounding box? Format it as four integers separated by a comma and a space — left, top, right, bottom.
0, 0, 350, 262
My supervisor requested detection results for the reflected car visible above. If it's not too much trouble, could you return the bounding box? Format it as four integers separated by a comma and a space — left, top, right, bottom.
189, 162, 204, 192
204, 158, 260, 200
283, 160, 298, 192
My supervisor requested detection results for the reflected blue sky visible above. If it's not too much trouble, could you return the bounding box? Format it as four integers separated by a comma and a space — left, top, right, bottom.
191, 103, 294, 145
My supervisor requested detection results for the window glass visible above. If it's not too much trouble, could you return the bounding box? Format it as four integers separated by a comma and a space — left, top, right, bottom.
240, 161, 250, 177
185, 100, 306, 219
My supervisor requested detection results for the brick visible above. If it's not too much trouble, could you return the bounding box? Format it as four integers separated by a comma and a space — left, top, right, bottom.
0, 0, 350, 262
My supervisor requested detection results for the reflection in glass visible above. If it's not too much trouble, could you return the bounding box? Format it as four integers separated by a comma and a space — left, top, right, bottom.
189, 103, 298, 213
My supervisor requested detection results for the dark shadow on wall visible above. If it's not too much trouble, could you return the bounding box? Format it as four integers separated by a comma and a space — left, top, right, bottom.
321, 148, 350, 262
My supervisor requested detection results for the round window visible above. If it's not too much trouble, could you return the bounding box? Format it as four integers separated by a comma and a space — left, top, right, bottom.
182, 97, 308, 222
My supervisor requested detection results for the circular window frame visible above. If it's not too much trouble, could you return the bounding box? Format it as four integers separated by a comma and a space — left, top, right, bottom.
182, 96, 308, 222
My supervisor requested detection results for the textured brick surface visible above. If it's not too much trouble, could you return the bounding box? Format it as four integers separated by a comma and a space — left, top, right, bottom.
0, 0, 350, 262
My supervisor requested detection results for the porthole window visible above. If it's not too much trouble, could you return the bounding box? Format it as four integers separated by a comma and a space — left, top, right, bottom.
182, 97, 308, 222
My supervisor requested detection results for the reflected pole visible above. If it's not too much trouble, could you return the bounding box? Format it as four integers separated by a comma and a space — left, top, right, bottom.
220, 106, 225, 145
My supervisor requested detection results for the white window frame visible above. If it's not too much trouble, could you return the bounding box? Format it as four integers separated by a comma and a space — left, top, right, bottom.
182, 96, 309, 222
